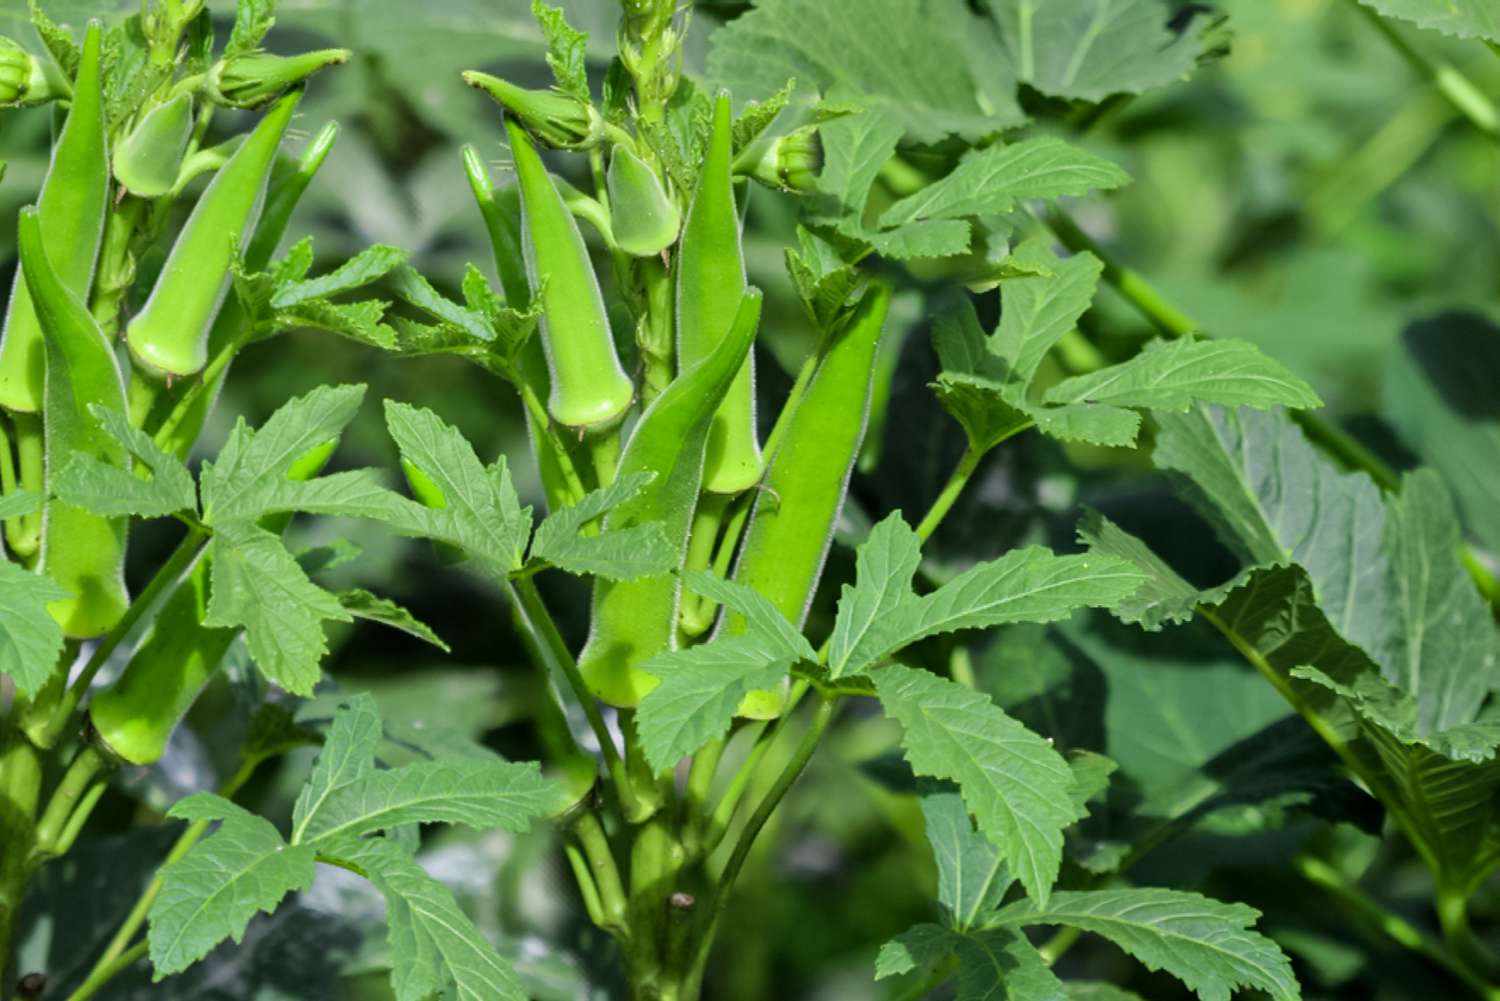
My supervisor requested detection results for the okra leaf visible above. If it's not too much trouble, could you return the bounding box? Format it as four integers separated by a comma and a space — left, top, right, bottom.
636, 637, 798, 773
1354, 0, 1499, 42
985, 0, 1209, 102
271, 244, 408, 308
292, 693, 383, 839
241, 703, 323, 767
530, 472, 675, 581
1045, 338, 1321, 414
329, 837, 527, 1001
827, 512, 922, 678
273, 298, 398, 350
391, 266, 494, 343
294, 758, 557, 845
201, 383, 366, 524
994, 240, 1103, 387
830, 520, 1148, 679
784, 225, 864, 330
532, 0, 589, 100
147, 793, 318, 976
921, 789, 1011, 930
336, 589, 449, 651
879, 138, 1130, 228
205, 521, 351, 697
873, 663, 1085, 905
681, 570, 816, 662
382, 401, 533, 576
988, 888, 1300, 1001
708, 0, 1024, 143
0, 560, 69, 697
28, 0, 79, 77
875, 923, 1064, 1000
54, 404, 197, 519
0, 490, 39, 519
225, 0, 277, 57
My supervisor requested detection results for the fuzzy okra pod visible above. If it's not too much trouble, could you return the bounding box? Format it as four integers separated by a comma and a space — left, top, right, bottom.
579, 290, 764, 707
506, 116, 635, 432
725, 282, 890, 717
607, 146, 679, 258
0, 21, 108, 416
89, 441, 336, 765
17, 206, 131, 637
125, 90, 300, 378
113, 91, 195, 199
677, 92, 762, 495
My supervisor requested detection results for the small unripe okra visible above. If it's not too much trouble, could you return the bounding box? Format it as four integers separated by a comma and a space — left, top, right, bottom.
607, 145, 679, 257
465, 71, 603, 150
0, 21, 108, 415
113, 91, 195, 198
506, 116, 635, 431
126, 90, 301, 378
677, 92, 762, 495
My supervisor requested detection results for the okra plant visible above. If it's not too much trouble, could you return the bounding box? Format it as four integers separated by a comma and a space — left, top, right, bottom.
2, 0, 1500, 999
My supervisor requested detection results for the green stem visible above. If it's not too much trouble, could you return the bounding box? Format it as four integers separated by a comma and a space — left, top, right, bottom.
702, 720, 772, 853
1437, 885, 1500, 985
1350, 0, 1500, 139
914, 444, 984, 542
511, 577, 635, 811
572, 810, 629, 934
150, 330, 248, 452
1044, 208, 1500, 606
27, 527, 208, 749
32, 745, 110, 859
61, 940, 148, 1001
514, 376, 588, 505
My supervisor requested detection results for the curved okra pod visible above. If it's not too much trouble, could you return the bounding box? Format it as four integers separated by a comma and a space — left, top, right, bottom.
90, 442, 336, 765
677, 92, 762, 495
17, 207, 131, 637
0, 21, 108, 415
725, 281, 891, 717
126, 90, 301, 378
506, 116, 635, 432
579, 289, 764, 707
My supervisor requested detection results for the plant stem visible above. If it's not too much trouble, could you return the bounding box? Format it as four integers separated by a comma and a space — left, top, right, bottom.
914, 444, 984, 542
26, 527, 208, 749
511, 577, 634, 809
1043, 208, 1500, 607
31, 745, 110, 859
61, 940, 148, 1001
702, 720, 772, 853
572, 810, 629, 933
1349, 0, 1500, 140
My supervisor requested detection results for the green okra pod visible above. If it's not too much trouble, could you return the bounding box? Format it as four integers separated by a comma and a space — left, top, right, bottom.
607, 145, 679, 257
579, 288, 763, 707
17, 206, 131, 637
677, 92, 763, 495
0, 21, 108, 415
126, 90, 301, 379
725, 281, 891, 717
113, 91, 195, 199
506, 116, 635, 432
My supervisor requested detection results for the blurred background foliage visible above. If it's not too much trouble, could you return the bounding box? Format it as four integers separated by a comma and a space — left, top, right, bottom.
4, 0, 1500, 998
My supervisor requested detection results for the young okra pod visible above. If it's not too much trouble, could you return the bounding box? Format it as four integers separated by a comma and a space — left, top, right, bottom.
125, 90, 301, 379
506, 116, 635, 432
17, 206, 130, 637
725, 281, 891, 717
113, 91, 195, 198
677, 92, 762, 495
607, 145, 679, 257
0, 21, 108, 415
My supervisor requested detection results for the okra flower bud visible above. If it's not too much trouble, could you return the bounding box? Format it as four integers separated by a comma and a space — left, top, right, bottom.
0, 37, 57, 106
463, 71, 604, 150
207, 48, 350, 109
742, 124, 823, 194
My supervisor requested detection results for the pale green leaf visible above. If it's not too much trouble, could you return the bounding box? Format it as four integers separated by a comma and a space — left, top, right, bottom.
708, 0, 1024, 143
333, 837, 526, 1001
828, 512, 923, 679
876, 923, 1066, 1000
636, 638, 795, 772
989, 888, 1300, 1001
272, 244, 409, 308
274, 298, 397, 350
205, 522, 350, 696
681, 570, 816, 662
1045, 338, 1322, 414
995, 241, 1103, 386
0, 560, 69, 696
1355, 0, 1499, 41
53, 404, 197, 519
873, 663, 1084, 905
532, 0, 590, 98
880, 138, 1130, 227
337, 589, 450, 651
225, 0, 275, 56
815, 111, 905, 218
391, 266, 494, 343
530, 472, 675, 581
922, 790, 1012, 930
147, 793, 317, 976
292, 693, 383, 840
295, 759, 556, 845
986, 0, 1206, 101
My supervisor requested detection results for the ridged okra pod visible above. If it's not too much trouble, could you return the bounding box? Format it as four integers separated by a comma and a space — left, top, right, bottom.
506, 117, 634, 432
725, 282, 890, 717
676, 92, 762, 495
126, 90, 300, 378
0, 21, 108, 415
579, 290, 763, 707
17, 207, 131, 637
